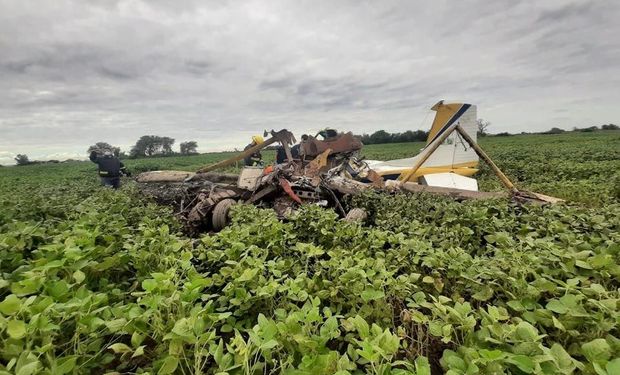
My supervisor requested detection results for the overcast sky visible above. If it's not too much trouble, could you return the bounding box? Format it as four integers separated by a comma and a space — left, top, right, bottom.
1, 0, 619, 165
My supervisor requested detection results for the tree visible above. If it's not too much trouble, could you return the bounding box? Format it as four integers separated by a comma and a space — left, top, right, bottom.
578, 126, 598, 133
601, 124, 619, 130
180, 141, 198, 155
477, 119, 490, 136
130, 135, 176, 157
544, 127, 565, 134
359, 129, 428, 144
14, 154, 30, 166
87, 142, 120, 156
369, 130, 393, 144
161, 137, 175, 154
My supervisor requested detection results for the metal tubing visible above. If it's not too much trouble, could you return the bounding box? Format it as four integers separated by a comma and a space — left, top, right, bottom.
455, 125, 517, 192
398, 123, 458, 185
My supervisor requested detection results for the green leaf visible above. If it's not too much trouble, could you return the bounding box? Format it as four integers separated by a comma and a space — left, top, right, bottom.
105, 318, 127, 332
515, 321, 539, 341
257, 314, 278, 339
55, 357, 77, 375
131, 332, 145, 347
479, 349, 505, 361
582, 339, 611, 364
72, 270, 86, 284
350, 316, 369, 339
47, 280, 69, 299
7, 319, 26, 339
158, 356, 179, 375
606, 358, 620, 375
415, 356, 431, 375
361, 288, 385, 302
0, 294, 21, 315
440, 350, 466, 372
549, 343, 576, 373
575, 260, 592, 269
108, 343, 132, 354
260, 339, 279, 350
132, 345, 146, 358
142, 279, 157, 292
507, 355, 534, 373
237, 268, 259, 282
472, 286, 493, 301
16, 360, 40, 375
546, 299, 568, 314
593, 362, 607, 375
212, 340, 224, 365
320, 316, 340, 339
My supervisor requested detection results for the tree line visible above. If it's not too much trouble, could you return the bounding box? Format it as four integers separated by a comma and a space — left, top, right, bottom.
359, 118, 493, 144
86, 137, 199, 159
358, 122, 618, 144
11, 123, 619, 165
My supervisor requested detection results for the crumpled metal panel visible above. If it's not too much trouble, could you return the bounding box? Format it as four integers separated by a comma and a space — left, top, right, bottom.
300, 132, 362, 158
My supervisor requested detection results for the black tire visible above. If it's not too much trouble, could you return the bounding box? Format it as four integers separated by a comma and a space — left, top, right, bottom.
212, 199, 237, 231
344, 208, 367, 222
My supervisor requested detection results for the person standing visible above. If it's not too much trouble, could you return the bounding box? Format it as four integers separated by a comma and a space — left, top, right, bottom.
243, 135, 264, 166
89, 150, 130, 189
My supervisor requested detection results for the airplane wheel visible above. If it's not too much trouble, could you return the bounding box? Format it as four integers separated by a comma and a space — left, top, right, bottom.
344, 208, 367, 222
212, 199, 237, 231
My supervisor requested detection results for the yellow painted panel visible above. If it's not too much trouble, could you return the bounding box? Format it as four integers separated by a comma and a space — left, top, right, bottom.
374, 161, 479, 182
427, 101, 463, 144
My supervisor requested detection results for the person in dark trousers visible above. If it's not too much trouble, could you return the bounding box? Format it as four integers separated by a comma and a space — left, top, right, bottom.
276, 143, 301, 164
243, 135, 264, 166
276, 134, 307, 164
89, 150, 130, 189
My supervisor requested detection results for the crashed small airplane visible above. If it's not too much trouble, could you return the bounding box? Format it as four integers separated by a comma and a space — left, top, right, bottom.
136, 100, 561, 233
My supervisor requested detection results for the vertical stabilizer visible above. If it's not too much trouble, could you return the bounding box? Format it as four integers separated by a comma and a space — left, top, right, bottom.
422, 101, 478, 168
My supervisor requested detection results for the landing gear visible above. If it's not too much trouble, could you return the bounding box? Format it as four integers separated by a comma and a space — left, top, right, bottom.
212, 199, 237, 231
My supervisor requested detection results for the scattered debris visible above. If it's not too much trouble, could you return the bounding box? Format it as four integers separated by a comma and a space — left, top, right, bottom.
137, 102, 562, 234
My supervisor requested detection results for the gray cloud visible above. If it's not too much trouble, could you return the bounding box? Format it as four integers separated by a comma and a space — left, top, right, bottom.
0, 0, 619, 165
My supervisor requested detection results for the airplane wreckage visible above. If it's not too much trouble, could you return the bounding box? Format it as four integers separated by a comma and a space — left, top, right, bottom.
136, 101, 562, 233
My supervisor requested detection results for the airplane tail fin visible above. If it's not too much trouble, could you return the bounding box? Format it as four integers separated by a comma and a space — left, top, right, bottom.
422, 101, 478, 168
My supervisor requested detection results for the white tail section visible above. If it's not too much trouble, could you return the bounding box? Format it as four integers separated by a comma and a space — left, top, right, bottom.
422, 104, 478, 168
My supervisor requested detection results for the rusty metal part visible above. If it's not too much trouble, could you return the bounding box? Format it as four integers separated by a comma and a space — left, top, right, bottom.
300, 132, 362, 158
366, 169, 385, 188
279, 178, 303, 204
292, 189, 320, 200
247, 184, 278, 203
304, 149, 332, 178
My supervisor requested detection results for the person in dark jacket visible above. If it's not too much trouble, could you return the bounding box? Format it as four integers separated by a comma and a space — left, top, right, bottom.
89, 150, 130, 189
276, 143, 301, 164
